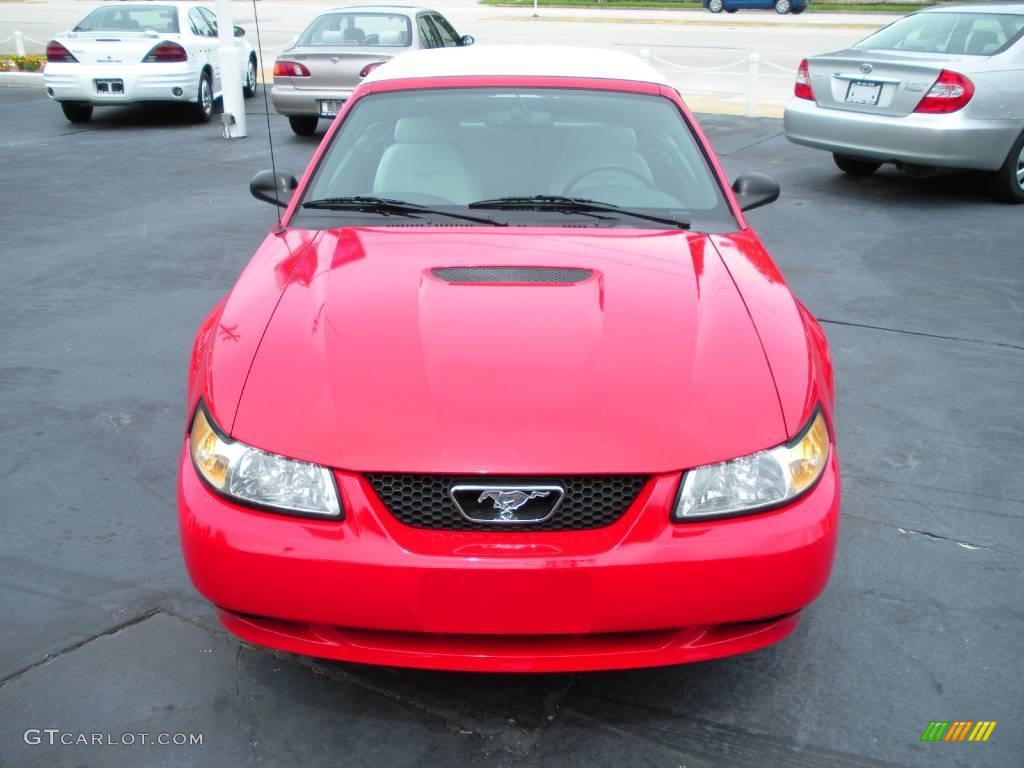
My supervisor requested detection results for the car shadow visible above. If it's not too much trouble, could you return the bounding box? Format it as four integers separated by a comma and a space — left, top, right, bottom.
55, 100, 221, 130
821, 165, 1003, 207
256, 629, 803, 756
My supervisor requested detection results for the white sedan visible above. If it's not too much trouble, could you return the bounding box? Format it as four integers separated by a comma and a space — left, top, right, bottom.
44, 2, 257, 123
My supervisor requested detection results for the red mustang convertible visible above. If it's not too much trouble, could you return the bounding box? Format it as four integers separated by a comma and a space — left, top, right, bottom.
178, 46, 840, 672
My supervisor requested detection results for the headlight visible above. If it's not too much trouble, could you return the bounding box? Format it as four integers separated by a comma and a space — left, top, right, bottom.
672, 409, 830, 521
189, 405, 342, 519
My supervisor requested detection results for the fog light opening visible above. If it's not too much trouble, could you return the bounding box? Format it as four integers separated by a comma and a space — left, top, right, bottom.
172, 87, 183, 97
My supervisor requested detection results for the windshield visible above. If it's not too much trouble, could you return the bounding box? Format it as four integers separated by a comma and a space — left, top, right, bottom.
299, 88, 732, 230
73, 5, 179, 34
296, 13, 412, 47
855, 12, 1024, 55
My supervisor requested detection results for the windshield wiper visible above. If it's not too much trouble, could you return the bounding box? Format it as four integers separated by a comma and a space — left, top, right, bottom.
302, 196, 506, 227
467, 195, 689, 229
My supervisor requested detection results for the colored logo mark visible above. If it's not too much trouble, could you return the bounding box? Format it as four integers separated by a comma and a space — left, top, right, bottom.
921, 721, 997, 742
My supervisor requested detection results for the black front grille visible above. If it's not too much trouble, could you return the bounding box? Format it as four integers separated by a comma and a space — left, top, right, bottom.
432, 267, 592, 284
365, 474, 648, 532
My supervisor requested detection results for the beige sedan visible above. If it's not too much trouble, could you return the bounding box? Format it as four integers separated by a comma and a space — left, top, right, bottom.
271, 5, 473, 135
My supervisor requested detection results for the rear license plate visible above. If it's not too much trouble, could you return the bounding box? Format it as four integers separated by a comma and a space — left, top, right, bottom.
94, 78, 124, 95
319, 99, 344, 117
845, 80, 881, 106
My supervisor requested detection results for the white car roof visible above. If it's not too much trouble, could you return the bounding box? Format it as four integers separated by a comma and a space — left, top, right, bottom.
362, 45, 672, 87
87, 1, 206, 7
326, 5, 434, 14
924, 1, 1024, 13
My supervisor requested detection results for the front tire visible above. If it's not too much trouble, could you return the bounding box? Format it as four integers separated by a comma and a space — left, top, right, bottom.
775, 0, 792, 13
708, 0, 724, 12
60, 101, 93, 123
243, 55, 257, 99
990, 131, 1024, 204
833, 154, 881, 176
191, 71, 213, 123
288, 115, 319, 136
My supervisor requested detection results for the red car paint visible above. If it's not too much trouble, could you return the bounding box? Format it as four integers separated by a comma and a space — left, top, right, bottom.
178, 73, 840, 672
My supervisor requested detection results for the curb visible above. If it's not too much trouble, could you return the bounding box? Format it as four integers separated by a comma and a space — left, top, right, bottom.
0, 71, 44, 88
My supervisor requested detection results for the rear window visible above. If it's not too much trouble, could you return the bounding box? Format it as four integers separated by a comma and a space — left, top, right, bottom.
855, 12, 1024, 56
73, 4, 179, 34
297, 13, 412, 47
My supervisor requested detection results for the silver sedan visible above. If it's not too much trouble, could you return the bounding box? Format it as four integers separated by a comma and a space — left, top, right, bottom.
784, 2, 1024, 202
271, 5, 473, 136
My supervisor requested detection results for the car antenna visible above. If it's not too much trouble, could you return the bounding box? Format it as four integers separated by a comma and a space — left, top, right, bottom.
251, 0, 284, 233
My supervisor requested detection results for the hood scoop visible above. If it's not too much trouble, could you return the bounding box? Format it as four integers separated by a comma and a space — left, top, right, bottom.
432, 266, 592, 285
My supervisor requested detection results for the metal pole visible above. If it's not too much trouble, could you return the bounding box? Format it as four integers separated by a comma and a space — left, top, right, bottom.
745, 52, 761, 118
215, 0, 247, 138
533, 0, 539, 18
15, 30, 25, 57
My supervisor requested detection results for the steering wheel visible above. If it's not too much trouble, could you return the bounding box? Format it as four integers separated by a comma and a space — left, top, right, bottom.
562, 164, 652, 196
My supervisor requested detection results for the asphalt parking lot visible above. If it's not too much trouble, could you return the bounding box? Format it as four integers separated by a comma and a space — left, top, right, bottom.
1, 86, 1021, 768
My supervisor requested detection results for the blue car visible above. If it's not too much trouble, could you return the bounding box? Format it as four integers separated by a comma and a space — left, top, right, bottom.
703, 0, 809, 13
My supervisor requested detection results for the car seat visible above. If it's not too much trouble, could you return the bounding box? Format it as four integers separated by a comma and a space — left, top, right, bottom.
373, 118, 482, 203
549, 127, 654, 195
378, 30, 408, 45
344, 27, 366, 44
965, 29, 1000, 55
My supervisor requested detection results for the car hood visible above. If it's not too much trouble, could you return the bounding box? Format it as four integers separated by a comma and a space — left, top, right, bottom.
231, 227, 788, 474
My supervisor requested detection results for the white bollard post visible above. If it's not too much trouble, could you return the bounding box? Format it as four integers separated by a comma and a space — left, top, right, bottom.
216, 0, 247, 138
15, 30, 25, 57
745, 52, 761, 118
533, 0, 539, 18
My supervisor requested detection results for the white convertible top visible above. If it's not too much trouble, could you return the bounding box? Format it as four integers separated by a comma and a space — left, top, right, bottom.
362, 45, 673, 87
925, 1, 1024, 13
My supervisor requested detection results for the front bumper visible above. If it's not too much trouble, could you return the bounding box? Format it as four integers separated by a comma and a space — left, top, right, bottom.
270, 81, 354, 117
178, 446, 840, 672
784, 97, 1020, 171
44, 62, 200, 105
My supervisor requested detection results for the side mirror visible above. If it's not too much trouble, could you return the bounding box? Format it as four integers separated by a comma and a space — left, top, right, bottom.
234, 25, 245, 38
250, 170, 298, 207
731, 173, 780, 212
460, 34, 475, 46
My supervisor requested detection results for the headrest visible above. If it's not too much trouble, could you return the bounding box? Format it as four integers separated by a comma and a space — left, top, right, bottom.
966, 30, 999, 54
378, 30, 407, 45
571, 127, 638, 151
319, 29, 344, 44
394, 117, 454, 143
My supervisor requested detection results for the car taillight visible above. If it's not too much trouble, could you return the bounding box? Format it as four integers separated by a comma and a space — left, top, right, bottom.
273, 61, 311, 77
46, 41, 78, 63
359, 61, 385, 78
794, 59, 814, 101
913, 70, 974, 114
142, 42, 188, 63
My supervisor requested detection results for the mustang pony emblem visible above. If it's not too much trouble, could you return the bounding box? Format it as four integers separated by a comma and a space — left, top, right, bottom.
477, 489, 550, 520
449, 484, 564, 524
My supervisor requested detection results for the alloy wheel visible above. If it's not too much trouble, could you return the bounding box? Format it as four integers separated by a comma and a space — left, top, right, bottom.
201, 78, 212, 116
1017, 144, 1024, 191
247, 60, 256, 91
